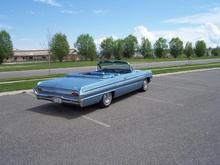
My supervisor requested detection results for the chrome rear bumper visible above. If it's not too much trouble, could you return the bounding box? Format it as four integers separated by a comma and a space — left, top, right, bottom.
33, 88, 82, 107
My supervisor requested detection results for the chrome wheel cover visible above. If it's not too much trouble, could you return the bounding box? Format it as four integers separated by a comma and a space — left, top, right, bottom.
103, 93, 112, 106
143, 80, 148, 91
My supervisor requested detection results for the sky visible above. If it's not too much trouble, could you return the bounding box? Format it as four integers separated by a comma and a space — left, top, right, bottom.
0, 0, 220, 49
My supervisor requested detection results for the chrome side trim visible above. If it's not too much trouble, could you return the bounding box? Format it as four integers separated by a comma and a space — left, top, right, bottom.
81, 80, 142, 101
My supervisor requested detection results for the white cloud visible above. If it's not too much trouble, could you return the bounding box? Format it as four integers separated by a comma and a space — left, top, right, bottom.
24, 10, 44, 16
159, 7, 220, 47
95, 26, 156, 50
28, 11, 36, 15
94, 37, 106, 51
33, 0, 61, 7
133, 25, 156, 43
25, 11, 43, 16
60, 9, 84, 15
133, 24, 220, 47
94, 35, 118, 51
19, 38, 32, 41
163, 7, 220, 24
94, 23, 220, 49
93, 9, 110, 15
94, 37, 106, 46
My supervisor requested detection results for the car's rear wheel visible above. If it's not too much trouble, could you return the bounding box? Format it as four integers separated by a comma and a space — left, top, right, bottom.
100, 92, 113, 107
141, 79, 149, 91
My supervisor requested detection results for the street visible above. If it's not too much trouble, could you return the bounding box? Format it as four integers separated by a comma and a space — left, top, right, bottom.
1, 58, 220, 79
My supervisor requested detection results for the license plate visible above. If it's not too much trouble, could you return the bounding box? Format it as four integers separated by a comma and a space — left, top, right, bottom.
53, 97, 62, 103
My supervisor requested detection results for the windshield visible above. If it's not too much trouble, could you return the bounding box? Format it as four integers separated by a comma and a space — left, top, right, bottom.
97, 61, 133, 73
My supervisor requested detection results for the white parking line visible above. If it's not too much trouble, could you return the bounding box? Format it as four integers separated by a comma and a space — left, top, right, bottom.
153, 82, 203, 92
82, 115, 111, 128
25, 91, 111, 128
135, 95, 184, 107
153, 82, 219, 94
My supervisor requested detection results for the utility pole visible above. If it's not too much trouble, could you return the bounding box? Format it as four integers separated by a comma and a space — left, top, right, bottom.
48, 47, 51, 75
46, 29, 52, 75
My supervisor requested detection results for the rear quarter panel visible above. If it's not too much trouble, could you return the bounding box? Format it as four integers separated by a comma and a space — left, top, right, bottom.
80, 70, 152, 106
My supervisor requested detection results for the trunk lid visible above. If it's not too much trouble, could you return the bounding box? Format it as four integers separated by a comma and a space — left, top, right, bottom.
38, 76, 103, 92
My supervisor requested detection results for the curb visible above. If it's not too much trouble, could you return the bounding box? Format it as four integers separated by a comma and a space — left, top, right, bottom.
153, 68, 220, 77
0, 78, 51, 85
0, 68, 219, 97
0, 89, 32, 97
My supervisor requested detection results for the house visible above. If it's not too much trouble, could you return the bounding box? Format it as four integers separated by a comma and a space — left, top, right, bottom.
8, 48, 79, 62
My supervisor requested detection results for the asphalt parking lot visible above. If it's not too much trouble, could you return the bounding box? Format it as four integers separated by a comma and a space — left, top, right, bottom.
0, 70, 220, 165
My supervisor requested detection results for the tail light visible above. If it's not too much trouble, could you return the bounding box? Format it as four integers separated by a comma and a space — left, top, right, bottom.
72, 90, 79, 97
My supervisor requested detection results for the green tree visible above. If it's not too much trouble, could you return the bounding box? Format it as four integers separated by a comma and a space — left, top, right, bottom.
75, 34, 97, 61
50, 33, 69, 62
211, 47, 220, 56
194, 40, 206, 57
0, 30, 13, 64
113, 39, 124, 60
184, 42, 194, 60
169, 37, 183, 58
100, 37, 114, 59
140, 37, 152, 58
154, 37, 168, 58
123, 35, 138, 58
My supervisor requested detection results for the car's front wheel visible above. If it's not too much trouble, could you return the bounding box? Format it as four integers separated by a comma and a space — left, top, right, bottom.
141, 79, 149, 91
100, 92, 113, 107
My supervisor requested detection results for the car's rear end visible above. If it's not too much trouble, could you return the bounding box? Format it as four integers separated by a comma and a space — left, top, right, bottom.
34, 84, 81, 106
33, 75, 104, 107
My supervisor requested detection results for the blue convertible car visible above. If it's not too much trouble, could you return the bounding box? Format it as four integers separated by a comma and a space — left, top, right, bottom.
33, 61, 152, 107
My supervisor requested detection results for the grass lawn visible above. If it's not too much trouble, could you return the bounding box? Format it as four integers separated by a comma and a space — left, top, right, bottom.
0, 62, 219, 92
0, 61, 98, 72
0, 56, 219, 72
0, 74, 64, 83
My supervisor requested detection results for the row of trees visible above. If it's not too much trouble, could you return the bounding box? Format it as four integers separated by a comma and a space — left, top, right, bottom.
1, 30, 220, 64
100, 36, 208, 60
76, 34, 216, 61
